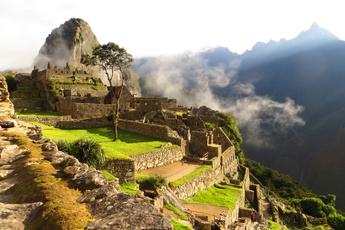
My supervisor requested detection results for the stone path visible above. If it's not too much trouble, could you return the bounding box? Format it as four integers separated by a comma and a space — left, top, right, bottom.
0, 128, 43, 230
139, 161, 202, 182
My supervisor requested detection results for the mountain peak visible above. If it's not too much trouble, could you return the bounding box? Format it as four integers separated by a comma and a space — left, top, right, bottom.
297, 23, 338, 41
34, 18, 100, 69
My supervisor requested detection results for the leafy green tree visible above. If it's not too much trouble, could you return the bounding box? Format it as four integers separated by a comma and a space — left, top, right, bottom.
82, 42, 133, 140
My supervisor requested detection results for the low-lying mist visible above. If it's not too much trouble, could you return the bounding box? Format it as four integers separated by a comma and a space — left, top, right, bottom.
134, 52, 305, 148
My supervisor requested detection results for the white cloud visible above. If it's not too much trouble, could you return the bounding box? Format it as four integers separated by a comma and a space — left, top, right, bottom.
136, 53, 305, 148
1, 0, 345, 70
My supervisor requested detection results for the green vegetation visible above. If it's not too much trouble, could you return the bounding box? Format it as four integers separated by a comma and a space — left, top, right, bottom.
171, 219, 192, 230
36, 123, 168, 159
101, 170, 116, 181
291, 197, 345, 230
57, 138, 105, 168
268, 220, 288, 230
175, 111, 186, 117
204, 122, 215, 131
164, 203, 189, 221
246, 159, 313, 199
169, 165, 211, 188
136, 174, 167, 190
217, 112, 245, 163
119, 182, 141, 195
182, 183, 242, 210
327, 213, 345, 230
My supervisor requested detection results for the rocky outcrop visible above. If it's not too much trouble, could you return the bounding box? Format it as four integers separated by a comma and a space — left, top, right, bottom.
33, 18, 141, 95
41, 138, 172, 229
0, 76, 15, 119
87, 193, 172, 229
34, 18, 99, 70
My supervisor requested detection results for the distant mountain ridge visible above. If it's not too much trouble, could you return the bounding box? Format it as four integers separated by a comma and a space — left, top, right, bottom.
133, 23, 345, 210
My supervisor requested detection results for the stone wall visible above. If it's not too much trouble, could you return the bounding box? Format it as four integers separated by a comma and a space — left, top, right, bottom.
222, 146, 238, 178
189, 131, 209, 156
56, 117, 111, 129
103, 159, 135, 182
172, 165, 223, 199
213, 127, 232, 151
118, 119, 183, 145
133, 97, 177, 115
133, 146, 185, 171
19, 115, 72, 126
56, 100, 115, 119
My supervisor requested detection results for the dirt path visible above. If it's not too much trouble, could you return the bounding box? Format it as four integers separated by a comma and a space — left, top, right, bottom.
139, 161, 202, 182
0, 128, 43, 230
183, 203, 228, 221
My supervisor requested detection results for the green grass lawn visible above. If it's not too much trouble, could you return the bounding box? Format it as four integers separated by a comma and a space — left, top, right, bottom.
171, 219, 192, 230
182, 183, 242, 210
268, 220, 288, 230
35, 123, 169, 159
164, 203, 189, 221
101, 170, 117, 181
119, 182, 142, 195
169, 165, 211, 188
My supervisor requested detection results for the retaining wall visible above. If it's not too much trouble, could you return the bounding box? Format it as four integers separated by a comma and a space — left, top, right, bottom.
118, 119, 183, 145
19, 115, 72, 126
172, 165, 223, 199
104, 159, 135, 183
133, 147, 185, 171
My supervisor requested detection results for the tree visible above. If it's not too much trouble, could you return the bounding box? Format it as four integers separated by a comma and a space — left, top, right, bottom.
82, 42, 133, 140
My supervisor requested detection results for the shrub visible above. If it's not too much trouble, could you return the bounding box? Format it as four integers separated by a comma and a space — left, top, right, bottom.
69, 138, 105, 169
319, 194, 336, 207
296, 198, 326, 218
56, 138, 105, 169
217, 112, 245, 163
328, 213, 345, 230
56, 139, 72, 152
136, 175, 166, 190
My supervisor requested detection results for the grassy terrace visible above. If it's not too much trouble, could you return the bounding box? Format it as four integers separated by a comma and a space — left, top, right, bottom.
169, 165, 211, 188
36, 123, 169, 159
182, 183, 242, 210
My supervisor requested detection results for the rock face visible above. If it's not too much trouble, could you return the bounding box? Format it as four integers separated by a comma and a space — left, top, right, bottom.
34, 18, 99, 70
0, 76, 15, 119
34, 18, 141, 95
87, 193, 172, 230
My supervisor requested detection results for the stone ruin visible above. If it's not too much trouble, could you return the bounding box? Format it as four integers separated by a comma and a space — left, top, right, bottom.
7, 64, 269, 229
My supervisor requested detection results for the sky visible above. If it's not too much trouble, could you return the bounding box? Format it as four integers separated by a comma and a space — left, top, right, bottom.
1, 0, 345, 70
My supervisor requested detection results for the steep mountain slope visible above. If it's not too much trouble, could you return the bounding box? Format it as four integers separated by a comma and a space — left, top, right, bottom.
228, 29, 345, 210
34, 18, 99, 70
134, 24, 345, 210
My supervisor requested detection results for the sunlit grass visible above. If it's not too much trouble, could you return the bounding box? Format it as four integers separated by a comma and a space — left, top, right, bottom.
182, 183, 242, 210
35, 122, 169, 159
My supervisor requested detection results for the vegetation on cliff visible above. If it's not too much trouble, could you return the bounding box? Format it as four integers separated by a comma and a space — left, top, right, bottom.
218, 112, 245, 163
246, 159, 345, 229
